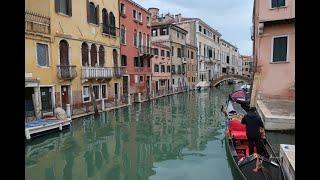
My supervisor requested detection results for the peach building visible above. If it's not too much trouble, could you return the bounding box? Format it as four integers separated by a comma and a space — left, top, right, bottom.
251, 0, 295, 104
241, 55, 253, 78
151, 42, 171, 93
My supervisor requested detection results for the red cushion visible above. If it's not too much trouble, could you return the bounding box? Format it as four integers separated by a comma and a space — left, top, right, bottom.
231, 130, 247, 140
229, 119, 246, 131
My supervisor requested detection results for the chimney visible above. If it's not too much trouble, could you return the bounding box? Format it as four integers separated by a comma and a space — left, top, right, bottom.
148, 7, 159, 21
175, 13, 182, 22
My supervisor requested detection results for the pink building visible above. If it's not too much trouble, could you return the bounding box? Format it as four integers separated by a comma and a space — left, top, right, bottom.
151, 42, 171, 93
119, 0, 152, 102
251, 0, 295, 104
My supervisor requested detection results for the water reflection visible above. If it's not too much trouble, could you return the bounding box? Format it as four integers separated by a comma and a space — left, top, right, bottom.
26, 86, 241, 180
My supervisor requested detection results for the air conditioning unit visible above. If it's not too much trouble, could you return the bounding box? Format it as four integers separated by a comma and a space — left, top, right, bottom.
258, 23, 264, 35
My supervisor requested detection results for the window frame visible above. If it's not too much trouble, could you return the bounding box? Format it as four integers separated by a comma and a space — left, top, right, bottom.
133, 10, 137, 19
271, 35, 289, 63
101, 84, 108, 99
120, 25, 126, 45
270, 0, 286, 9
120, 3, 125, 15
36, 42, 50, 67
82, 85, 91, 103
92, 84, 100, 100
121, 55, 127, 66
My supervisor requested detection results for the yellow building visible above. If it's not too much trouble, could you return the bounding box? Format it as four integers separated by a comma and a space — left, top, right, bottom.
25, 0, 123, 119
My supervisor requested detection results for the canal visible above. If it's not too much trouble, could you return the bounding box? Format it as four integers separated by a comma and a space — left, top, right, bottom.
25, 84, 294, 180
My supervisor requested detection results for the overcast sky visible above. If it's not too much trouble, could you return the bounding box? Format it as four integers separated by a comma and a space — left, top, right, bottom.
134, 0, 253, 55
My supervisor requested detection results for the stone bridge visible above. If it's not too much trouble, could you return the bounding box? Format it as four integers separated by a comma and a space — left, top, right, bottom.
211, 74, 251, 87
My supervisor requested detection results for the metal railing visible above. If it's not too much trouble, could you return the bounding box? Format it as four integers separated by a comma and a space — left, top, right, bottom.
57, 65, 77, 80
25, 11, 50, 34
82, 67, 114, 79
139, 45, 151, 55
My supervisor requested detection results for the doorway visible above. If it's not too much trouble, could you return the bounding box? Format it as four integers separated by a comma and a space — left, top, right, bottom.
61, 85, 70, 111
114, 83, 119, 101
25, 87, 35, 118
123, 76, 128, 95
155, 81, 159, 93
40, 87, 53, 114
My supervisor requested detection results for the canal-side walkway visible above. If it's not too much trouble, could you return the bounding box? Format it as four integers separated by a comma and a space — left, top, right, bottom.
256, 98, 295, 130
71, 88, 193, 120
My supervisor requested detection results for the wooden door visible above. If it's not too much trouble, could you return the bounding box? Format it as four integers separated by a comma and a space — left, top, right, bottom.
61, 85, 69, 111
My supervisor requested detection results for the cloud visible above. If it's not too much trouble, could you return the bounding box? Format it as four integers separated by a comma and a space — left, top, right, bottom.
134, 0, 253, 55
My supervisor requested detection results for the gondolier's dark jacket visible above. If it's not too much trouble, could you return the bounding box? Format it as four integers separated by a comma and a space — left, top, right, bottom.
241, 112, 264, 138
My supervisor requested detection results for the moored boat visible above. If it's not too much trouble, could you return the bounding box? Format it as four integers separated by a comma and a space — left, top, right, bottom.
223, 100, 286, 180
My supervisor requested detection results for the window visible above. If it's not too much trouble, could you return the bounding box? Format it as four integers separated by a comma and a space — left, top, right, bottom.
213, 34, 216, 41
167, 65, 170, 72
187, 50, 190, 58
83, 86, 90, 102
161, 65, 165, 72
160, 28, 167, 35
93, 85, 100, 100
133, 10, 137, 19
152, 29, 158, 36
177, 48, 181, 58
121, 55, 127, 66
153, 48, 159, 56
208, 49, 212, 58
109, 12, 116, 36
139, 76, 143, 82
147, 16, 151, 25
177, 32, 180, 38
147, 59, 150, 67
134, 57, 139, 67
199, 25, 202, 32
204, 29, 207, 35
172, 65, 175, 73
191, 51, 194, 59
161, 50, 165, 57
135, 75, 139, 83
171, 46, 174, 56
59, 40, 69, 66
99, 45, 105, 67
245, 68, 249, 71
81, 42, 89, 66
87, 2, 98, 24
120, 3, 125, 15
90, 44, 97, 66
55, 0, 72, 16
138, 32, 142, 47
102, 9, 109, 34
272, 36, 288, 62
182, 34, 184, 39
138, 12, 142, 22
140, 58, 144, 67
227, 56, 230, 64
101, 84, 107, 99
134, 30, 137, 47
120, 25, 126, 44
271, 0, 285, 8
154, 64, 159, 72
166, 51, 170, 57
37, 43, 49, 67
172, 79, 175, 84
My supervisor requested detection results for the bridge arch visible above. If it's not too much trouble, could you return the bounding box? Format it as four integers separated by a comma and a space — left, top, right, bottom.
211, 74, 251, 87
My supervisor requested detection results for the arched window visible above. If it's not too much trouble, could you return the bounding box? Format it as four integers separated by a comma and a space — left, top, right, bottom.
81, 42, 89, 66
99, 45, 105, 67
102, 8, 109, 34
113, 49, 118, 66
87, 2, 98, 24
109, 12, 116, 36
120, 25, 126, 44
90, 44, 97, 67
59, 40, 69, 65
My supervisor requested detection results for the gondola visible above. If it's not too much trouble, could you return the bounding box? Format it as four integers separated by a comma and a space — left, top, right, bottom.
229, 89, 250, 110
222, 99, 286, 180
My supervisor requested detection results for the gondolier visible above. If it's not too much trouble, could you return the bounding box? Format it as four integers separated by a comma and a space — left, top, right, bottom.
241, 107, 268, 158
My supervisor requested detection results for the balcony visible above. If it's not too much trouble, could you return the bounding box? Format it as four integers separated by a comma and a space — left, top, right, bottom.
139, 45, 151, 56
101, 25, 120, 37
25, 11, 50, 35
113, 67, 125, 77
82, 67, 114, 79
134, 67, 152, 73
182, 57, 187, 63
57, 65, 77, 80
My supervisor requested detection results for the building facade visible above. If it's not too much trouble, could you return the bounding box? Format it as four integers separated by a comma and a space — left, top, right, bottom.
25, 0, 123, 120
251, 0, 295, 104
220, 39, 241, 75
242, 55, 253, 78
149, 8, 189, 91
185, 43, 198, 89
151, 42, 171, 93
119, 0, 152, 102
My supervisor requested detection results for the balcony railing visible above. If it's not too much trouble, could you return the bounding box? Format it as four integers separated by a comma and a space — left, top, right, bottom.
113, 67, 125, 77
101, 24, 120, 37
57, 65, 77, 80
139, 45, 151, 55
25, 11, 50, 35
82, 67, 114, 79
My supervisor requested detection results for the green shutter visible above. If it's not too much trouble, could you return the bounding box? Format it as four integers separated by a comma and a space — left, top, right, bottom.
67, 0, 72, 16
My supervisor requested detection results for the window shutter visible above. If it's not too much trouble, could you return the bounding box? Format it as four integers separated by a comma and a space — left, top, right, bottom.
86, 0, 90, 23
55, 0, 60, 13
67, 0, 72, 16
96, 5, 99, 25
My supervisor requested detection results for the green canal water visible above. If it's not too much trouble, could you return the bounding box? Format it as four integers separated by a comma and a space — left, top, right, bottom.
25, 85, 294, 180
